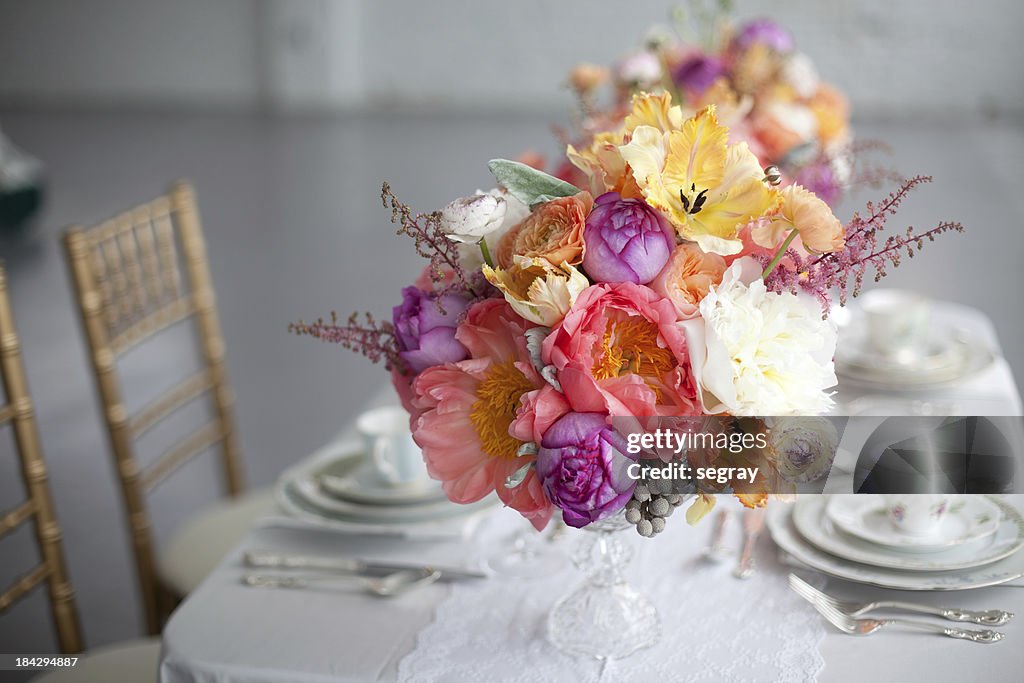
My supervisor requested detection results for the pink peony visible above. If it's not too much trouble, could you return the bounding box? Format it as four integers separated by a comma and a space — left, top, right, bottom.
411, 299, 554, 530
542, 282, 701, 419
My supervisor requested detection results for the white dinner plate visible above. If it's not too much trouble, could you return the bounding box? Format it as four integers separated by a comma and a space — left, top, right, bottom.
826, 495, 1000, 551
275, 482, 493, 540
289, 470, 488, 523
794, 496, 1024, 571
767, 499, 1024, 590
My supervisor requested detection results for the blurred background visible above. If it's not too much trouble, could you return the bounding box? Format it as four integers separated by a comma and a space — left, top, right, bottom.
0, 0, 1022, 659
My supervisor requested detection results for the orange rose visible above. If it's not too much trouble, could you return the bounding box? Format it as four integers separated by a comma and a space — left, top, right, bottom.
496, 192, 593, 268
752, 184, 844, 253
649, 242, 727, 319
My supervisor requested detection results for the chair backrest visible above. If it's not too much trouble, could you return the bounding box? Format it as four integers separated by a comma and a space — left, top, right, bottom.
62, 181, 244, 634
0, 265, 83, 653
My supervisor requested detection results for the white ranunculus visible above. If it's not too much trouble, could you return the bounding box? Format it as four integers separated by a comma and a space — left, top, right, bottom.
696, 258, 837, 416
780, 52, 820, 99
453, 189, 529, 271
441, 192, 507, 244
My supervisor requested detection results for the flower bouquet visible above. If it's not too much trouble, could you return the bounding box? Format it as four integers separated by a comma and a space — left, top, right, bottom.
555, 6, 890, 208
292, 30, 962, 653
292, 91, 960, 535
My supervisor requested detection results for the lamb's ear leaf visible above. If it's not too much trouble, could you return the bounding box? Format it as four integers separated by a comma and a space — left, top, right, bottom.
487, 159, 581, 207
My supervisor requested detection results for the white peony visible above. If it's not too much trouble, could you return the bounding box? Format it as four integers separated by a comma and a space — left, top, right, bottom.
694, 258, 837, 415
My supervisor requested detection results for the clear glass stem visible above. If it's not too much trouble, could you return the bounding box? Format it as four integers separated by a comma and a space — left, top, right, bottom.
547, 512, 661, 660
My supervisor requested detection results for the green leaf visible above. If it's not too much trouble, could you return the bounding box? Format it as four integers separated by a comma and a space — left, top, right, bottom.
488, 159, 581, 207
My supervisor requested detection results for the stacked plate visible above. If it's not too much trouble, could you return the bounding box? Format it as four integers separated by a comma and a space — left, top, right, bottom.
275, 438, 495, 539
767, 495, 1024, 590
835, 320, 994, 391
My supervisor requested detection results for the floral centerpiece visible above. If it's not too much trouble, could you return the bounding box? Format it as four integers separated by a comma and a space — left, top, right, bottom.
291, 89, 961, 537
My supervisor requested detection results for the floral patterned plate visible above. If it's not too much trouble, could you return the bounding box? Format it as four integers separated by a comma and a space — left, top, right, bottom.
826, 495, 1001, 551
767, 499, 1024, 590
795, 496, 1023, 571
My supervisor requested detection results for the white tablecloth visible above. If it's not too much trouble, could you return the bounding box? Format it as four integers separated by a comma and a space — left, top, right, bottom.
160, 304, 1024, 682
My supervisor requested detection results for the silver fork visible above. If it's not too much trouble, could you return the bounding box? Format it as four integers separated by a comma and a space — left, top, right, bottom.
789, 577, 1005, 643
789, 573, 1013, 626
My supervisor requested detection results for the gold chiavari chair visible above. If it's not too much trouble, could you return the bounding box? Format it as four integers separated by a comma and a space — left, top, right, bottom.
1, 265, 161, 682
62, 181, 273, 635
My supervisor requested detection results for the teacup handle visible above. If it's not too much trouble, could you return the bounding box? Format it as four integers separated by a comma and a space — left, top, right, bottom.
370, 435, 401, 485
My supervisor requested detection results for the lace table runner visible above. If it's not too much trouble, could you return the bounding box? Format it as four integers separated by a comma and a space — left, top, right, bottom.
398, 505, 824, 683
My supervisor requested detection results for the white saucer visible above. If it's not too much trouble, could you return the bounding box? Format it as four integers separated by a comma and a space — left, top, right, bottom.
767, 499, 1024, 590
794, 496, 1024, 571
317, 454, 446, 506
826, 495, 1000, 552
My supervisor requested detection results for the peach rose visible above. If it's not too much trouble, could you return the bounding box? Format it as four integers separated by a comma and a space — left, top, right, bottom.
649, 242, 727, 319
752, 184, 844, 253
496, 192, 593, 268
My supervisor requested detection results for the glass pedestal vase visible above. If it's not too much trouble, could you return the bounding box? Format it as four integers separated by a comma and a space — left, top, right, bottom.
546, 511, 660, 660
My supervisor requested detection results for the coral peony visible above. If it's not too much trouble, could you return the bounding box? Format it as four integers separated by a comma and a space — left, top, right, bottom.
542, 281, 701, 419
411, 299, 554, 529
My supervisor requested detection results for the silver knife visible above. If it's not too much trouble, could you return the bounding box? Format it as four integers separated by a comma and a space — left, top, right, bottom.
244, 550, 486, 581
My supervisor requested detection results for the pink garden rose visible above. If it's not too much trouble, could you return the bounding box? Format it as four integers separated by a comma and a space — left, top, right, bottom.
542, 282, 701, 419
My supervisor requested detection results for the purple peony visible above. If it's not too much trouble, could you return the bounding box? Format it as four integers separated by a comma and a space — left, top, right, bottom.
535, 412, 637, 528
673, 54, 725, 94
392, 286, 470, 373
734, 18, 794, 53
582, 192, 676, 285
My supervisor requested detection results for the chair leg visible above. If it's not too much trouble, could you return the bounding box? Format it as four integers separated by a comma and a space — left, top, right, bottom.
155, 581, 182, 631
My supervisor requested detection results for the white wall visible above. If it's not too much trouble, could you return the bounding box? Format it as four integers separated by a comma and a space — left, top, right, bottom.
1, 0, 1022, 117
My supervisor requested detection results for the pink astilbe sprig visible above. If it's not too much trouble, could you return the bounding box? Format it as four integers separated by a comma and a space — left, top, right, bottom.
381, 182, 476, 297
288, 311, 402, 370
760, 176, 964, 313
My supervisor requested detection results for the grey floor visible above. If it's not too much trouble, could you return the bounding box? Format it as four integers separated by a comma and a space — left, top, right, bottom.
0, 108, 1022, 658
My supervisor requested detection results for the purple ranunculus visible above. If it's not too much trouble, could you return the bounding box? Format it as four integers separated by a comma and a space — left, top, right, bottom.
582, 192, 676, 285
673, 54, 725, 94
392, 286, 470, 373
535, 412, 637, 528
734, 18, 794, 53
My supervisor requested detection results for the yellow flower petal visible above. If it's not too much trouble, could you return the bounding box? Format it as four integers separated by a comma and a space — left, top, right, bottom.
624, 91, 684, 135
663, 106, 728, 192
685, 493, 717, 525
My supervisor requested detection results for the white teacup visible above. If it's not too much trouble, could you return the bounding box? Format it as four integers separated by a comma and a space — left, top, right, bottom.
861, 289, 931, 361
356, 406, 428, 487
883, 494, 952, 536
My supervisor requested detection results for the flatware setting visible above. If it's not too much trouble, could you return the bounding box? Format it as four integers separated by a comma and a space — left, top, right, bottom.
244, 550, 487, 581
242, 568, 442, 597
789, 574, 1013, 626
789, 576, 1004, 643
